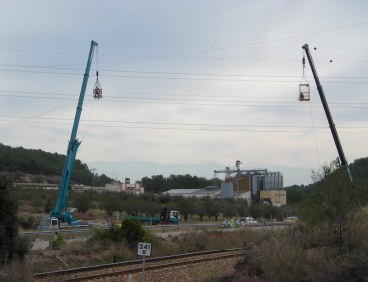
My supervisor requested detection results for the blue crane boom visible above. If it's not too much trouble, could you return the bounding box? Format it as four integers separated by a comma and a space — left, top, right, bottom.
50, 40, 98, 225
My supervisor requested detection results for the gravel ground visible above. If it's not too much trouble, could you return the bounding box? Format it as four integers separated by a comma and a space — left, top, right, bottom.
91, 256, 239, 282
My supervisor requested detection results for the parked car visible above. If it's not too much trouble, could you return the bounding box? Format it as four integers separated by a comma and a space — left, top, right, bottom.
237, 217, 258, 225
284, 216, 300, 223
221, 219, 231, 228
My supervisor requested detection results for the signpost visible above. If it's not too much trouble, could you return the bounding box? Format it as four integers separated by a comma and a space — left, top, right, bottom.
138, 242, 152, 282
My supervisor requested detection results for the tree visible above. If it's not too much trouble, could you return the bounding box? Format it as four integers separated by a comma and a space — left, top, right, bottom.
101, 195, 122, 224
44, 197, 53, 214
193, 202, 206, 221
0, 173, 29, 264
302, 161, 362, 252
211, 201, 223, 222
285, 185, 306, 204
177, 197, 193, 222
121, 219, 145, 246
74, 195, 90, 213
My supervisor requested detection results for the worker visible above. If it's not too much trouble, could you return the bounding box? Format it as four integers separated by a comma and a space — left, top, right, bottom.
230, 218, 235, 228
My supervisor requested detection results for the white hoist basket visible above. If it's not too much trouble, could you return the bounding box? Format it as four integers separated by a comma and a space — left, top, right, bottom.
298, 83, 310, 101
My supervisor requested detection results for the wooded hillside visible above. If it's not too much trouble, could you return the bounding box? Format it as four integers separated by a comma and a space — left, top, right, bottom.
0, 143, 113, 186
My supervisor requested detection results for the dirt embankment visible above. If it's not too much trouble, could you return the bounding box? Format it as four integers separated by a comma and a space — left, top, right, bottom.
9, 171, 61, 185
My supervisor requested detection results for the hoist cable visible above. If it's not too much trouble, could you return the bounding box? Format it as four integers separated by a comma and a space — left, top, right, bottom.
81, 46, 99, 139
95, 45, 99, 83
309, 100, 321, 168
300, 51, 308, 85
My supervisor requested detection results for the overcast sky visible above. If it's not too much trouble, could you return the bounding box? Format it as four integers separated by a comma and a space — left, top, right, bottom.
1, 1, 367, 187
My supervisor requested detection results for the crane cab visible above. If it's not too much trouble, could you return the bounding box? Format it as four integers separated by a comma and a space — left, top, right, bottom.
298, 83, 310, 101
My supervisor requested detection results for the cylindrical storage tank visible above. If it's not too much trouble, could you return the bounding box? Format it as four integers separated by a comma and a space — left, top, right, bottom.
251, 175, 261, 196
251, 175, 257, 196
277, 174, 282, 189
273, 174, 277, 189
263, 174, 271, 190
274, 173, 283, 189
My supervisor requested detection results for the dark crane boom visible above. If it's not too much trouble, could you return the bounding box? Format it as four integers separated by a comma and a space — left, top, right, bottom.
302, 44, 353, 183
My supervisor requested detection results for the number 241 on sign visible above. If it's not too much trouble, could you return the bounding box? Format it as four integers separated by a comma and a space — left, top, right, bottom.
138, 242, 152, 256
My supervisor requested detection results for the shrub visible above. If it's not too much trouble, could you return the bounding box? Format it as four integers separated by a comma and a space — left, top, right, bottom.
246, 230, 305, 282
0, 260, 33, 282
121, 219, 145, 246
51, 233, 65, 250
18, 215, 38, 230
90, 225, 122, 243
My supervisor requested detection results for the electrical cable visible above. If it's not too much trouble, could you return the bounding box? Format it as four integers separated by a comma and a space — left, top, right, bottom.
0, 92, 367, 109
0, 113, 367, 132
309, 100, 321, 167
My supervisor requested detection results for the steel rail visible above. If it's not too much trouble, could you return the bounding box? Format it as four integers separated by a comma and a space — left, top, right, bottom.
67, 250, 243, 281
33, 248, 243, 280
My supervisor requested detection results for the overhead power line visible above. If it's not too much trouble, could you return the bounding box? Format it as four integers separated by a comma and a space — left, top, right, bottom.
0, 113, 367, 132
1, 63, 368, 81
0, 93, 367, 109
1, 119, 367, 134
1, 21, 366, 62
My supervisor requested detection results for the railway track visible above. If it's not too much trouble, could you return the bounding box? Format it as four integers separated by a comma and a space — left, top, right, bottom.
33, 248, 244, 281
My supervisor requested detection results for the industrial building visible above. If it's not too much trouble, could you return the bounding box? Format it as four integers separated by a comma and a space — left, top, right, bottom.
71, 177, 144, 194
165, 186, 221, 198
165, 160, 286, 206
121, 178, 145, 194
215, 160, 286, 206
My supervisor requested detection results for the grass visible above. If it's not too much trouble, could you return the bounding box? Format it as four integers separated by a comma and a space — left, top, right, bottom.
228, 217, 368, 282
0, 260, 34, 282
27, 211, 368, 281
28, 227, 260, 273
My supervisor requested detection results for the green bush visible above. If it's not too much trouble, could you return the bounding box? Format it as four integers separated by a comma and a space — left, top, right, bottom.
51, 233, 65, 250
18, 215, 38, 230
90, 225, 122, 243
90, 220, 145, 247
121, 219, 145, 246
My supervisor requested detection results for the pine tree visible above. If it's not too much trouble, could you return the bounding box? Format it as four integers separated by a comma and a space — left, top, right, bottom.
44, 197, 53, 214
0, 173, 29, 264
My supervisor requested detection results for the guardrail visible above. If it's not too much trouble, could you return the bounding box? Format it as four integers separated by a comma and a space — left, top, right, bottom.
21, 221, 289, 238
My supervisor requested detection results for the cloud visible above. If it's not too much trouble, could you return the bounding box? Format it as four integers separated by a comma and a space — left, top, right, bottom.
0, 1, 367, 188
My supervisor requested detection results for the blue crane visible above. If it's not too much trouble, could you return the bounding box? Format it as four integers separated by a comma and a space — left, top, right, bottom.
50, 40, 99, 226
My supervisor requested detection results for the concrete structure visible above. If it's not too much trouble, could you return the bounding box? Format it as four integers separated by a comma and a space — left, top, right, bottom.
215, 160, 286, 206
166, 185, 251, 203
72, 177, 145, 194
166, 186, 221, 198
121, 180, 144, 194
260, 190, 287, 206
105, 181, 121, 192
